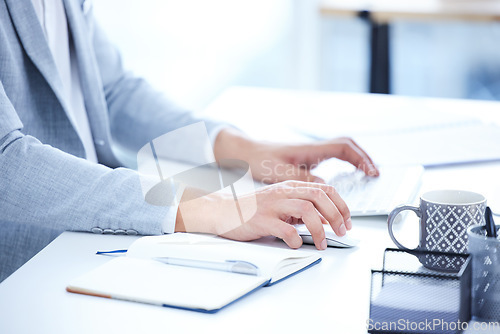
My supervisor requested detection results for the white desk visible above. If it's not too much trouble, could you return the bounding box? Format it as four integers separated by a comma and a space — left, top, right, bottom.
1, 87, 500, 333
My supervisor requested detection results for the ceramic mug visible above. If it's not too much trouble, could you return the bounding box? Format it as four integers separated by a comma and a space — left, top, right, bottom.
388, 189, 486, 271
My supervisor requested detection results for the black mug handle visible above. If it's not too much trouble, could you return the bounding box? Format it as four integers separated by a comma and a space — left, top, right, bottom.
387, 205, 422, 250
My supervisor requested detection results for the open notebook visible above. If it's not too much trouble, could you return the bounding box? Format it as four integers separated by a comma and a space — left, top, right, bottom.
67, 233, 321, 313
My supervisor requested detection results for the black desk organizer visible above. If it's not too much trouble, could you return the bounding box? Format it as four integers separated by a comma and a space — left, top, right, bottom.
368, 248, 471, 334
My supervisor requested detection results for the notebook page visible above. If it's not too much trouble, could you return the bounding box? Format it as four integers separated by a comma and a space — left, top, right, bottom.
67, 257, 267, 312
126, 233, 320, 281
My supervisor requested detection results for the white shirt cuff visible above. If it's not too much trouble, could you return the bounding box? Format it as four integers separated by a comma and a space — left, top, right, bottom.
205, 124, 231, 163
161, 182, 186, 234
162, 124, 229, 234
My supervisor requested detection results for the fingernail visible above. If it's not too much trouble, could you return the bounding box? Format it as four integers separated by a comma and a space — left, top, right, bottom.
320, 239, 327, 250
338, 224, 347, 236
345, 218, 352, 230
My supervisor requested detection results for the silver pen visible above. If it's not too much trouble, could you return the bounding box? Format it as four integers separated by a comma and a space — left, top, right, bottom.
153, 257, 260, 276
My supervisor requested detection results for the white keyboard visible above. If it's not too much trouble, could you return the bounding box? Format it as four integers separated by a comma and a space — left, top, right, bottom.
327, 165, 424, 216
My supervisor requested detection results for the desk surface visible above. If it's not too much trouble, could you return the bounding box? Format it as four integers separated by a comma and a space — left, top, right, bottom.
320, 0, 500, 23
2, 88, 500, 333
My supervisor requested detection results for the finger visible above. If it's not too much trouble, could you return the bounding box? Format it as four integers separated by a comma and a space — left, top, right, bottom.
286, 209, 328, 226
279, 181, 351, 232
313, 176, 326, 184
346, 139, 380, 177
268, 219, 303, 249
340, 137, 374, 164
281, 186, 345, 236
276, 199, 327, 250
312, 183, 350, 229
287, 213, 328, 225
338, 138, 378, 177
285, 216, 303, 225
330, 138, 379, 177
319, 213, 328, 225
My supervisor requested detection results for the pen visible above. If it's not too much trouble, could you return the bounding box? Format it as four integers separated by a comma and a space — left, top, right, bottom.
153, 257, 260, 276
485, 206, 497, 238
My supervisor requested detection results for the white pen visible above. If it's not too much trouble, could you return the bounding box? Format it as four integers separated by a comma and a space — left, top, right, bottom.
153, 257, 260, 276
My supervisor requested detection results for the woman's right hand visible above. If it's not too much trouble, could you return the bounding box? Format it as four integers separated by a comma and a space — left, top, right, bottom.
175, 181, 351, 250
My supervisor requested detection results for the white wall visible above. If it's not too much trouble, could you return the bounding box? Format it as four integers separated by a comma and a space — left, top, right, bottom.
93, 0, 308, 112
93, 0, 500, 109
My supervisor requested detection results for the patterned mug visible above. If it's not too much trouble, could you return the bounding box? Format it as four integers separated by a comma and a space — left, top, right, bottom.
388, 189, 486, 271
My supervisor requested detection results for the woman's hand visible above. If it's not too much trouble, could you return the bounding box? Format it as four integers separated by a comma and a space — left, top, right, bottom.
213, 128, 379, 184
175, 181, 350, 250
174, 127, 378, 250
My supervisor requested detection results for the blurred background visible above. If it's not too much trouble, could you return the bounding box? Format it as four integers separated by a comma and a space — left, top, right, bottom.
93, 0, 500, 113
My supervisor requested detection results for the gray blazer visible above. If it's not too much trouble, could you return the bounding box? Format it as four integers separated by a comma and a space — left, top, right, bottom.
0, 0, 220, 281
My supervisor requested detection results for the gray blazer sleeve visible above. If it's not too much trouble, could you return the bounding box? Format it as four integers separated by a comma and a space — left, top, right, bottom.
0, 81, 170, 236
